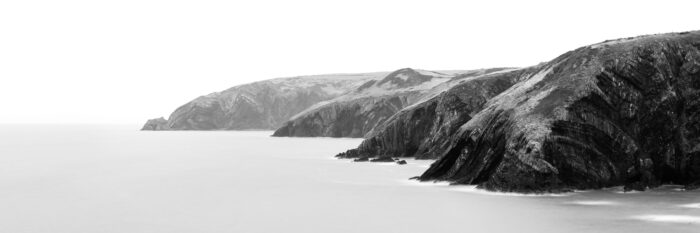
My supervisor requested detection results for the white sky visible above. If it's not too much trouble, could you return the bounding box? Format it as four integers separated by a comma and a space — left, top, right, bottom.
0, 0, 698, 124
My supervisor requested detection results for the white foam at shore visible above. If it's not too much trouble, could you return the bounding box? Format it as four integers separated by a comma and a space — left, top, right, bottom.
401, 180, 571, 196
679, 203, 700, 209
568, 200, 619, 206
632, 215, 700, 224
451, 185, 572, 197
400, 179, 451, 187
613, 190, 640, 194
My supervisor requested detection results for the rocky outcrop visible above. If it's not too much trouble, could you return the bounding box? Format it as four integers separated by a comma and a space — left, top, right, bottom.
142, 117, 169, 130
273, 68, 509, 137
335, 67, 532, 159
418, 31, 700, 193
370, 157, 396, 162
141, 73, 387, 130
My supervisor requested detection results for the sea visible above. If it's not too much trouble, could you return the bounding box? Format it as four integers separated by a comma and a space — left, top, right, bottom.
0, 125, 698, 233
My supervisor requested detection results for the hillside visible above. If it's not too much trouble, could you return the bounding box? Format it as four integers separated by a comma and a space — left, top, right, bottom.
272, 68, 510, 137
142, 73, 387, 130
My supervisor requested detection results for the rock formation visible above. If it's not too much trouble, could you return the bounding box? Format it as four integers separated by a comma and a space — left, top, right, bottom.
417, 31, 700, 192
142, 117, 169, 130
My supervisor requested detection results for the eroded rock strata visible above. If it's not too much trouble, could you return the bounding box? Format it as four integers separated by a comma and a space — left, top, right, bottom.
418, 31, 700, 192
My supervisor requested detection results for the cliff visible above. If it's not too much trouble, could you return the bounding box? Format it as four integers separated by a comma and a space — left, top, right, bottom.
336, 67, 532, 159
417, 31, 700, 192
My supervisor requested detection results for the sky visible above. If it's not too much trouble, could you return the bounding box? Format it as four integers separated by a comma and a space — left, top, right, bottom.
0, 0, 698, 124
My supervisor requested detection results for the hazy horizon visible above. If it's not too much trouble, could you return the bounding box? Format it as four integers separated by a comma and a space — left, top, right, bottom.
1, 0, 699, 124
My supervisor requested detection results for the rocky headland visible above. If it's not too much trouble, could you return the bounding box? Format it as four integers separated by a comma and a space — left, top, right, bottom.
142, 73, 387, 130
414, 31, 700, 192
335, 67, 532, 159
338, 31, 700, 193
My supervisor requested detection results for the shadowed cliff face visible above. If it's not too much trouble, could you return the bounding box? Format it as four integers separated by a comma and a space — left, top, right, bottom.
273, 68, 510, 137
419, 31, 700, 192
141, 73, 387, 130
335, 68, 533, 159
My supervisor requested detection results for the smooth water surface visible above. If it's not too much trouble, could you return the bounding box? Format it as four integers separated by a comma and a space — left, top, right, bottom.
0, 125, 698, 232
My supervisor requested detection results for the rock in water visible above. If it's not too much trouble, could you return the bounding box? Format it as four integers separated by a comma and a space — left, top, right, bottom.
370, 157, 396, 162
419, 31, 700, 193
141, 73, 388, 130
353, 157, 369, 162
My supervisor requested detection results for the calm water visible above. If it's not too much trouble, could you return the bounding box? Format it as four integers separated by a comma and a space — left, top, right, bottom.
0, 125, 698, 233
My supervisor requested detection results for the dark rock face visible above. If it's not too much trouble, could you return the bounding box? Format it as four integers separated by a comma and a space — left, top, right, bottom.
396, 160, 408, 165
370, 157, 396, 162
273, 68, 511, 138
336, 68, 532, 159
141, 73, 386, 130
419, 31, 700, 192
